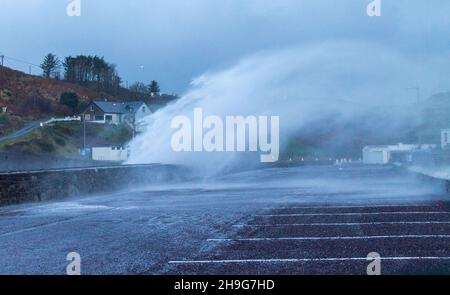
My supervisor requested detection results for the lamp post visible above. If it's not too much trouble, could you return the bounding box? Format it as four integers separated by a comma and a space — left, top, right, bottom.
128, 106, 136, 138
83, 116, 86, 150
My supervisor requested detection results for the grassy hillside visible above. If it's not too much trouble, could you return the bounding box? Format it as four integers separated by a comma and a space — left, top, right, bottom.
0, 66, 114, 117
0, 65, 176, 121
0, 122, 133, 158
0, 113, 25, 136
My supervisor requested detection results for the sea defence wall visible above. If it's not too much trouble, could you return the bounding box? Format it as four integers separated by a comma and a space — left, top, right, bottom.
0, 164, 184, 207
409, 169, 450, 194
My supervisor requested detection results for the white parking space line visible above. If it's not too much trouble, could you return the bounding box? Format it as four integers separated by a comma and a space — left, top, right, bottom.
207, 235, 450, 242
256, 212, 450, 217
169, 256, 450, 264
233, 221, 450, 227
263, 204, 439, 210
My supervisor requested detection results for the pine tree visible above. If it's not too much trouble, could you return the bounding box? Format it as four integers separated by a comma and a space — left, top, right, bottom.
149, 80, 161, 95
41, 53, 60, 78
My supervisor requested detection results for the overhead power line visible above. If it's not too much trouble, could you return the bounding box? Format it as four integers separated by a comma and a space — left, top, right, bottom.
0, 52, 43, 75
3, 55, 42, 69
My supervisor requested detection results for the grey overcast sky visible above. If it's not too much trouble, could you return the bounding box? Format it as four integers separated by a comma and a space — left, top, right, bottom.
1, 0, 450, 94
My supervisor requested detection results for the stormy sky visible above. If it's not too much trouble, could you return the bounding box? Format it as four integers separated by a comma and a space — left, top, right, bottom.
1, 0, 450, 95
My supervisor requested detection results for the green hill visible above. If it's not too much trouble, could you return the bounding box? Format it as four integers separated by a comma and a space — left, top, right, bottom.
0, 122, 133, 158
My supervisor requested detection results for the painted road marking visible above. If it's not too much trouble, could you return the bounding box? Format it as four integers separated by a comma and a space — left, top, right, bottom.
256, 212, 450, 217
169, 256, 450, 264
207, 235, 450, 242
233, 221, 450, 227
263, 204, 439, 210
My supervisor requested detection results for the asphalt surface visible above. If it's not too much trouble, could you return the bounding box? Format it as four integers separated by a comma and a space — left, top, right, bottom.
0, 165, 448, 274
0, 121, 42, 143
168, 204, 450, 275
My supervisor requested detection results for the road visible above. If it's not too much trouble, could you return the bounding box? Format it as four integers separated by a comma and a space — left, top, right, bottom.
0, 121, 42, 142
0, 165, 448, 274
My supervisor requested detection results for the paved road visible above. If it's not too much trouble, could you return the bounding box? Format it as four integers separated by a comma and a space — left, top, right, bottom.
0, 121, 42, 142
0, 165, 448, 274
168, 204, 450, 274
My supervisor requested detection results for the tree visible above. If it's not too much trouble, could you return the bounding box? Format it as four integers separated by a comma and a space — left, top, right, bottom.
63, 56, 76, 82
62, 55, 121, 93
60, 92, 79, 112
129, 82, 147, 93
149, 80, 160, 95
129, 82, 148, 99
41, 53, 60, 78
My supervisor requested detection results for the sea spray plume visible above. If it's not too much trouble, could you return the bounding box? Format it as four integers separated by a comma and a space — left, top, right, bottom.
127, 42, 428, 175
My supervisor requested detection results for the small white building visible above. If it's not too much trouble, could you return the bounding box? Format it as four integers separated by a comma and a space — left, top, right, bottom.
363, 146, 391, 165
363, 143, 437, 165
441, 129, 450, 149
91, 146, 130, 162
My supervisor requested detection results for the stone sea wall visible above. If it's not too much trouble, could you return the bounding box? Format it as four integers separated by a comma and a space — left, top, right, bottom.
0, 164, 183, 207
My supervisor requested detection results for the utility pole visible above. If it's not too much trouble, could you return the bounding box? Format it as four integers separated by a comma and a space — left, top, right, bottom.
0, 55, 4, 79
83, 117, 86, 150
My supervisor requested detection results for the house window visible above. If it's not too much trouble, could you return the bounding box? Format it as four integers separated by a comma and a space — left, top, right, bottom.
90, 105, 94, 112
95, 115, 104, 121
142, 106, 146, 113
84, 114, 90, 121
105, 115, 113, 122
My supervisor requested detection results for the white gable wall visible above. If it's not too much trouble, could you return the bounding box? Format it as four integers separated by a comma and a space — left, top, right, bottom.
134, 104, 150, 122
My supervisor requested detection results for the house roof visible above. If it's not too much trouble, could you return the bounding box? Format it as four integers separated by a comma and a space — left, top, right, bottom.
92, 101, 146, 114
148, 103, 167, 112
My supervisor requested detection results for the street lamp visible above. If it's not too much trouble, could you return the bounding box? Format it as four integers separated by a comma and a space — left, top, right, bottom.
83, 116, 86, 150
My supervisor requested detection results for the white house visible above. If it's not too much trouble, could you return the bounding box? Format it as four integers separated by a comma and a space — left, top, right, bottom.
91, 146, 130, 162
363, 143, 437, 165
441, 129, 450, 149
81, 101, 150, 125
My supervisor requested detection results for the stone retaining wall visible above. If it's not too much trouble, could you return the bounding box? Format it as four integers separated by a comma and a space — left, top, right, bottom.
0, 164, 184, 207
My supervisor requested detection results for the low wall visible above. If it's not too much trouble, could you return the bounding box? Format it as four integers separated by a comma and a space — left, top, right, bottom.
0, 164, 185, 207
0, 151, 118, 172
408, 169, 450, 194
